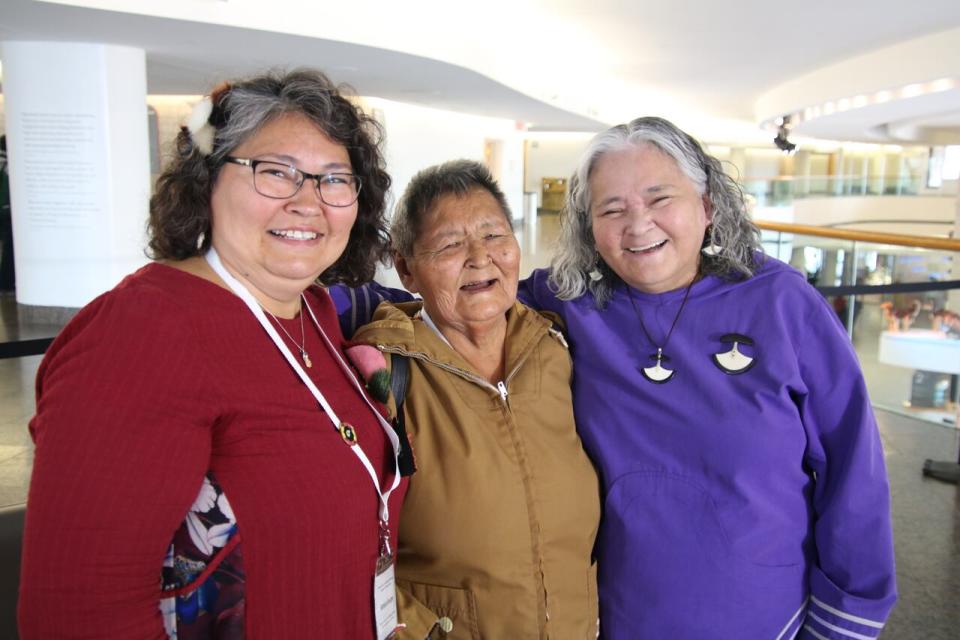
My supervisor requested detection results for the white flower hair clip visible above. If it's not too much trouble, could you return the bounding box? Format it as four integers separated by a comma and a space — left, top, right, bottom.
186, 96, 216, 156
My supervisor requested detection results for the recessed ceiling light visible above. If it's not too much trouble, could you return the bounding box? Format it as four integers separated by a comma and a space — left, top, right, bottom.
930, 78, 956, 92
900, 84, 924, 98
874, 90, 893, 103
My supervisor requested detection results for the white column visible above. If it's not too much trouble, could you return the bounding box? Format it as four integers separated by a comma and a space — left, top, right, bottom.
1, 41, 150, 309
793, 150, 811, 197
949, 189, 960, 313
486, 136, 525, 225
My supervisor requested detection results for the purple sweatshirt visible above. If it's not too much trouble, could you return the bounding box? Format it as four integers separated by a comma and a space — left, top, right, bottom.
518, 257, 896, 639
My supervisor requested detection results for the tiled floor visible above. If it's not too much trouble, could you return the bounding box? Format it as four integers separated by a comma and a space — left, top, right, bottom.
880, 414, 960, 639
0, 354, 39, 509
1, 214, 958, 637
0, 295, 58, 510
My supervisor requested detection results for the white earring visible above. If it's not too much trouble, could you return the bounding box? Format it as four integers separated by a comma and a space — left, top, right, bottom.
589, 253, 604, 281
702, 225, 722, 256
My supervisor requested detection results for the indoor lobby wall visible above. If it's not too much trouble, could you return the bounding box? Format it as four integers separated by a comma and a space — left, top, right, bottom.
353, 97, 523, 289
524, 136, 590, 194
2, 84, 526, 301
145, 95, 196, 176
361, 96, 521, 215
792, 195, 958, 234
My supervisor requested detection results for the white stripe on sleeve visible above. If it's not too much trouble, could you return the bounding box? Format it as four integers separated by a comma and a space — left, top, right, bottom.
807, 612, 879, 640
774, 598, 809, 640
810, 596, 885, 629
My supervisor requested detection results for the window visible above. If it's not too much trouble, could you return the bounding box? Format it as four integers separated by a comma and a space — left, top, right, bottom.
927, 145, 960, 187
942, 145, 960, 180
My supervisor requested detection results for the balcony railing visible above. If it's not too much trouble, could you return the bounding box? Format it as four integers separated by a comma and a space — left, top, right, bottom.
742, 174, 946, 206
756, 220, 960, 438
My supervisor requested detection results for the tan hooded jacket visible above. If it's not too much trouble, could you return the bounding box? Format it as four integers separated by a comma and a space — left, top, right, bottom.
353, 300, 600, 640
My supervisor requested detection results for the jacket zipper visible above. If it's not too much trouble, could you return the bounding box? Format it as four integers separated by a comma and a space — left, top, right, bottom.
377, 345, 534, 406
376, 341, 548, 623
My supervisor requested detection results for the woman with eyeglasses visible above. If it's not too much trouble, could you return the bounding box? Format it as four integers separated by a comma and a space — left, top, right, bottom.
19, 69, 408, 639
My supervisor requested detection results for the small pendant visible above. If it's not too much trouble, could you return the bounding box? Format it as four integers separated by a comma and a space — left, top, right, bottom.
301, 350, 313, 369
712, 333, 756, 375
641, 349, 675, 384
339, 422, 358, 445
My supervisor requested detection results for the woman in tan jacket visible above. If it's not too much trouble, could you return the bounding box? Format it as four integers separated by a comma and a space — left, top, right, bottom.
353, 159, 600, 639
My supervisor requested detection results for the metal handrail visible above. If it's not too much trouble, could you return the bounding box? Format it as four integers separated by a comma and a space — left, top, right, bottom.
755, 220, 960, 252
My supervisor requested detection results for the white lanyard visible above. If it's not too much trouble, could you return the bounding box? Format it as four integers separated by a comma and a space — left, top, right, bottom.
205, 248, 400, 525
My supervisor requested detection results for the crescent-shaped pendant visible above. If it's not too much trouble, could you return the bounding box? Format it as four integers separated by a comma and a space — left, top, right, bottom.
712, 342, 755, 374
642, 362, 675, 383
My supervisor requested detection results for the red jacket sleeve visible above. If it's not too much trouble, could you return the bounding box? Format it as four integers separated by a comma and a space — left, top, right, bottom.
19, 286, 224, 639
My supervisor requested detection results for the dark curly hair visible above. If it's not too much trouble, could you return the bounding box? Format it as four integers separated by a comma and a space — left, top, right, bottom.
148, 68, 391, 286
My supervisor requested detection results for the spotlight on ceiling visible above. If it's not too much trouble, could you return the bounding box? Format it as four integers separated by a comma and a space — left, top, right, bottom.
773, 115, 797, 153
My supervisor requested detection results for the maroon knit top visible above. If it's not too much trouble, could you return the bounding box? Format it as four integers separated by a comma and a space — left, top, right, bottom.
19, 263, 406, 639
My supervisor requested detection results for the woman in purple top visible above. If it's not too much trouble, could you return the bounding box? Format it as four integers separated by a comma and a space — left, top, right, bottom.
518, 117, 896, 639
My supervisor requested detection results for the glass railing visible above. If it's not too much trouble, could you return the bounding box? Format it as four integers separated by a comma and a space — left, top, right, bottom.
742, 174, 934, 207
522, 174, 944, 212
757, 220, 960, 431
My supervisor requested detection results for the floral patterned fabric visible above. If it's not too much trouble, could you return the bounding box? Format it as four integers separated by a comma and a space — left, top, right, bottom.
160, 473, 245, 639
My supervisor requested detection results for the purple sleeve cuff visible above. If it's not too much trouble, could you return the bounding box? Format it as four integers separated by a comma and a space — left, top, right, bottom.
798, 569, 896, 639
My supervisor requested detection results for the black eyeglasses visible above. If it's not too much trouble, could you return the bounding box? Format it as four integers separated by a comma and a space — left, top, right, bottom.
223, 157, 362, 207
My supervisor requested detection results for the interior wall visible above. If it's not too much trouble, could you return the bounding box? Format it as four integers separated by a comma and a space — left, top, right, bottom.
523, 137, 590, 194
791, 195, 957, 234
743, 148, 783, 179
145, 95, 196, 183
358, 97, 520, 216
359, 97, 522, 288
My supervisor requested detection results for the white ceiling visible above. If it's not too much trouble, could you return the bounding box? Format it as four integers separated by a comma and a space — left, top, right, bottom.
3, 0, 960, 143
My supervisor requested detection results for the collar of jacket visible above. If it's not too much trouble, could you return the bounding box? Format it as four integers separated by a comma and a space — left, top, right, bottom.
353, 300, 555, 378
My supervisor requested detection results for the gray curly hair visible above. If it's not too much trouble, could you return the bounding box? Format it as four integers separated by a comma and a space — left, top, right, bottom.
391, 159, 512, 257
550, 116, 762, 306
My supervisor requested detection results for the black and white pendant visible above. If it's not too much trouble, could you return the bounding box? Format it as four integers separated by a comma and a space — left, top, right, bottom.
641, 348, 675, 383
712, 333, 756, 374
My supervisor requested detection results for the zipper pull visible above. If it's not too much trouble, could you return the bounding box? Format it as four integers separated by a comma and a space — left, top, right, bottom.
496, 381, 508, 402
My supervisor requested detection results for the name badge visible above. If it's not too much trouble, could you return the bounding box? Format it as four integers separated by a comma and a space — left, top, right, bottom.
374, 554, 399, 640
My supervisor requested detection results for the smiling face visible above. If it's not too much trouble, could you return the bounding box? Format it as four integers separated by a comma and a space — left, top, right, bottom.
209, 112, 358, 312
396, 188, 520, 336
589, 143, 712, 294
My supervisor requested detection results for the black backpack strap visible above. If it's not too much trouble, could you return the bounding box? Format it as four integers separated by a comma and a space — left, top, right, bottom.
390, 353, 410, 413
389, 354, 417, 477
